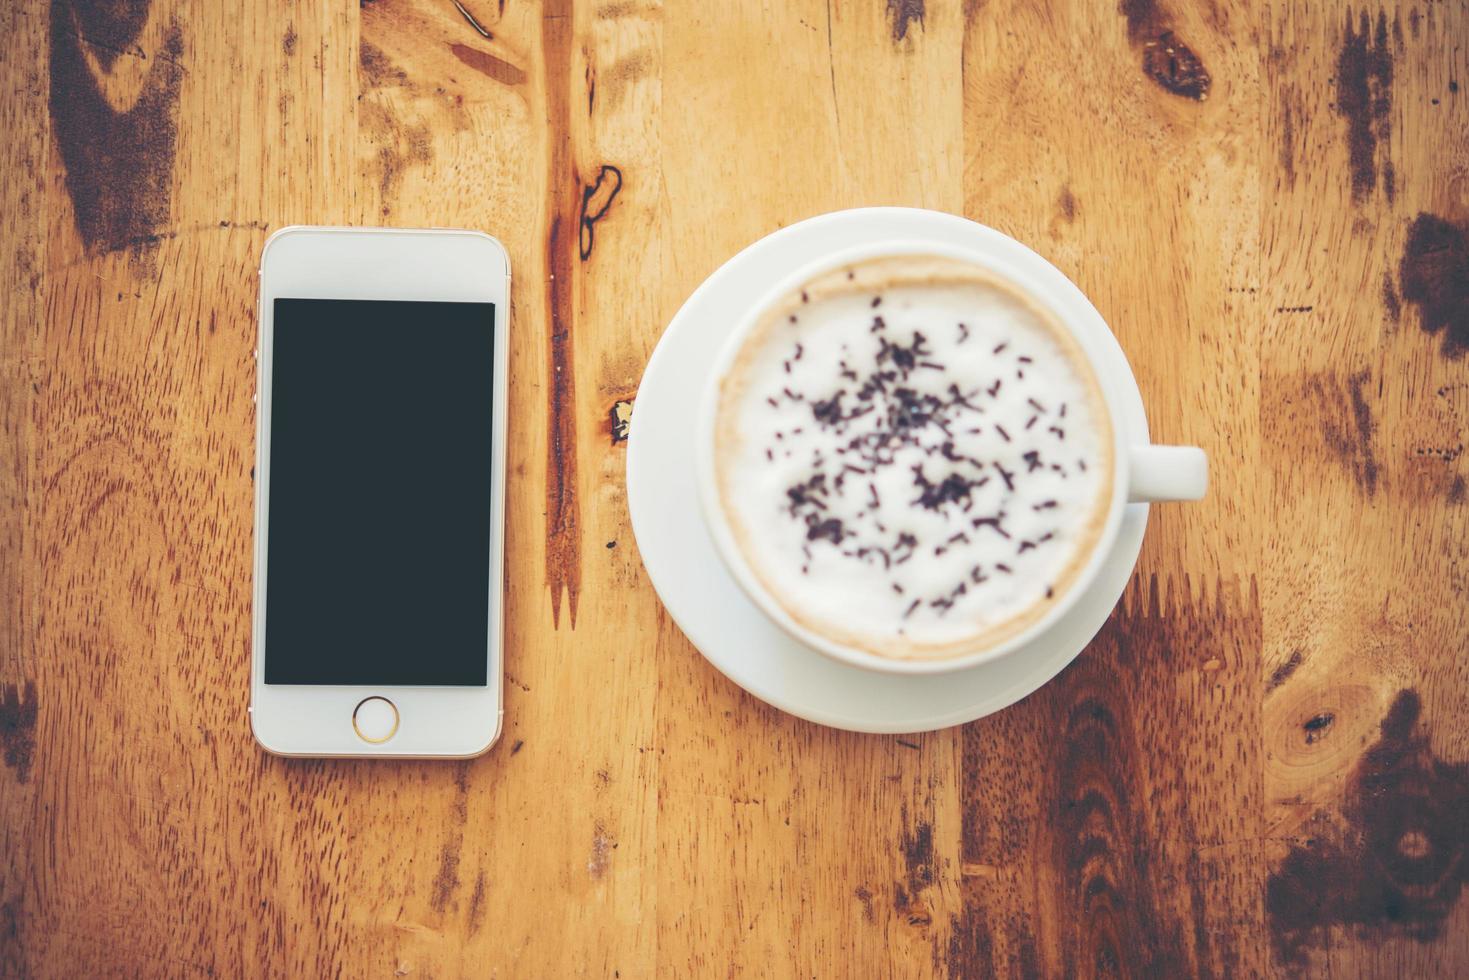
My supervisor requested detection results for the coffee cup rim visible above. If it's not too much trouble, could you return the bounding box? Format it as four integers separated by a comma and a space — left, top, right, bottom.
695, 239, 1132, 675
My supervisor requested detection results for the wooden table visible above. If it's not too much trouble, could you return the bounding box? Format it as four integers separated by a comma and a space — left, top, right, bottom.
3, 0, 1467, 976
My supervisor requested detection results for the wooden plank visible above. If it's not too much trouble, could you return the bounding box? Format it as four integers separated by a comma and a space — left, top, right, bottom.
956, 0, 1267, 974
1260, 3, 1469, 978
651, 2, 967, 975
0, 0, 46, 972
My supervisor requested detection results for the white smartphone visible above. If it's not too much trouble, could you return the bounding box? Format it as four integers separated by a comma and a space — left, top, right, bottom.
250, 227, 508, 758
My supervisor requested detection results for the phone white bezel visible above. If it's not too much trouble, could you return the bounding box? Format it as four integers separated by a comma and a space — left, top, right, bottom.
250, 226, 508, 758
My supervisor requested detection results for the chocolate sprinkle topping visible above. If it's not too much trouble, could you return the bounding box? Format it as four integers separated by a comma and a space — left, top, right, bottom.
751, 281, 1099, 632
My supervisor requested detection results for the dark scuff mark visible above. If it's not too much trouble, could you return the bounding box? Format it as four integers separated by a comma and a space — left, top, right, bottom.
887, 0, 926, 43
609, 399, 634, 443
1450, 475, 1466, 505
431, 767, 471, 911
1383, 271, 1401, 325
1280, 100, 1295, 184
1303, 712, 1335, 744
452, 762, 470, 822
854, 886, 875, 922
588, 823, 614, 879
1119, 0, 1211, 100
1266, 689, 1469, 965
362, 107, 432, 217
946, 905, 996, 977
430, 842, 462, 912
449, 42, 526, 85
1056, 185, 1077, 223
903, 821, 935, 891
1320, 369, 1379, 496
1334, 10, 1394, 202
1, 898, 21, 964
0, 682, 38, 784
544, 0, 581, 629
359, 39, 409, 87
598, 48, 653, 111
1400, 213, 1469, 359
467, 871, 487, 935
579, 164, 624, 261
510, 739, 524, 755
49, 0, 184, 254
282, 24, 297, 55
1276, 305, 1315, 313
452, 0, 494, 39
1267, 649, 1305, 692
896, 737, 920, 750
895, 813, 935, 927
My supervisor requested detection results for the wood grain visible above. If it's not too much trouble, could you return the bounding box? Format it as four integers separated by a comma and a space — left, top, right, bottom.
2, 0, 1465, 977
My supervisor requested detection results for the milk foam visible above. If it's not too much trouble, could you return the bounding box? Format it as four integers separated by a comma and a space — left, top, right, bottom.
715, 257, 1111, 657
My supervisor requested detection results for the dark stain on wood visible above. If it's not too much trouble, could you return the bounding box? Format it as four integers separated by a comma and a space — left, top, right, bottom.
449, 42, 526, 86
1319, 369, 1379, 496
0, 682, 38, 784
430, 841, 462, 912
1450, 475, 1466, 505
510, 739, 524, 755
1120, 0, 1211, 100
1141, 31, 1211, 100
48, 0, 184, 254
359, 39, 409, 87
902, 819, 935, 893
1334, 10, 1394, 202
609, 398, 634, 443
886, 0, 926, 43
579, 164, 624, 261
1266, 689, 1469, 966
1280, 99, 1296, 184
431, 767, 472, 912
282, 24, 297, 55
946, 903, 996, 977
894, 811, 936, 927
467, 871, 488, 935
854, 885, 875, 922
588, 822, 613, 879
361, 104, 432, 217
1056, 186, 1077, 223
1400, 213, 1469, 359
544, 0, 581, 629
1303, 712, 1335, 744
452, 762, 470, 821
1382, 271, 1401, 325
598, 48, 653, 110
1268, 648, 1305, 692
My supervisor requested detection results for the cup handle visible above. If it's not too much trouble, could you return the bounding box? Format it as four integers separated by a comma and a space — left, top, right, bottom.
1128, 445, 1208, 502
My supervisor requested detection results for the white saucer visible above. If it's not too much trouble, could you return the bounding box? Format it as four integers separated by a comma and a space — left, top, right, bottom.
627, 208, 1150, 734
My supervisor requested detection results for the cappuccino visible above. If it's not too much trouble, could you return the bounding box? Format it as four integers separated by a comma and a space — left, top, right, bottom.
713, 255, 1114, 660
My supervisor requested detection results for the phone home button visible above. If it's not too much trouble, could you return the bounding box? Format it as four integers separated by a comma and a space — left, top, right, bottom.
352, 697, 399, 744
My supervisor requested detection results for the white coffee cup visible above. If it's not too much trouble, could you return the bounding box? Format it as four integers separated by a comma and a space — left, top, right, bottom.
695, 238, 1206, 675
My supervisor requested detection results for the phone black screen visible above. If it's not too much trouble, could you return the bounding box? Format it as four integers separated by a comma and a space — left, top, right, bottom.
264, 298, 495, 686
